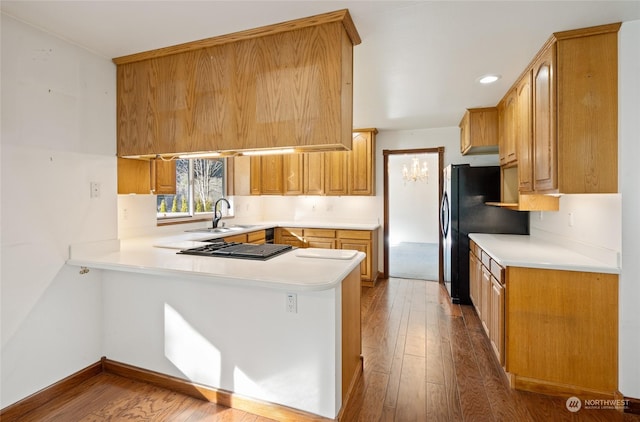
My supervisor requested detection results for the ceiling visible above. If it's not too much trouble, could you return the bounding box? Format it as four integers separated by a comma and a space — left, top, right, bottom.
2, 1, 639, 131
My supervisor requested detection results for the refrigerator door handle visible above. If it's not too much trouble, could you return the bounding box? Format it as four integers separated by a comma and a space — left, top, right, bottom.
441, 191, 449, 237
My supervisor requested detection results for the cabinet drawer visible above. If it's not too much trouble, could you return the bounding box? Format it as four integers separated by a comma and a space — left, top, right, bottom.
247, 230, 266, 244
304, 229, 336, 238
490, 259, 504, 284
224, 233, 248, 243
481, 250, 491, 268
337, 230, 371, 240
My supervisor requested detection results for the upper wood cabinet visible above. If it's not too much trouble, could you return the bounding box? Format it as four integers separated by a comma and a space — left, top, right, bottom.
460, 107, 499, 155
304, 153, 326, 195
531, 44, 557, 193
349, 129, 377, 195
325, 151, 349, 195
114, 10, 360, 157
117, 158, 176, 195
554, 24, 619, 193
283, 154, 304, 195
498, 90, 517, 166
249, 129, 376, 196
493, 22, 620, 210
516, 70, 533, 193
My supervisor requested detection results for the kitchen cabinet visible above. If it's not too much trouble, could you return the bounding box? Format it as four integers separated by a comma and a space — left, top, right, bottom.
283, 154, 304, 195
250, 155, 284, 195
275, 226, 379, 285
304, 153, 325, 195
336, 230, 378, 286
304, 229, 337, 249
497, 23, 619, 199
117, 158, 176, 195
470, 243, 506, 367
469, 241, 481, 315
249, 129, 376, 196
531, 43, 557, 192
349, 129, 377, 195
516, 71, 533, 193
498, 90, 517, 166
324, 151, 349, 195
115, 10, 360, 158
459, 107, 498, 155
247, 230, 266, 244
470, 240, 619, 398
275, 228, 305, 248
222, 229, 266, 244
489, 262, 505, 366
492, 23, 618, 211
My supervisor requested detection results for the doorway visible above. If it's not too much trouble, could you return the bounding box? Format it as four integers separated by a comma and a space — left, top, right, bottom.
383, 147, 444, 281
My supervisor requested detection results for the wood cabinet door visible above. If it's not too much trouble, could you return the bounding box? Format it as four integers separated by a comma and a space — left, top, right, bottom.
283, 154, 304, 195
304, 152, 325, 195
480, 266, 492, 336
260, 155, 284, 195
490, 276, 505, 366
151, 159, 177, 195
532, 44, 557, 192
249, 156, 262, 195
498, 90, 517, 166
349, 130, 376, 195
469, 251, 481, 310
325, 151, 348, 195
459, 111, 471, 154
516, 71, 533, 193
338, 239, 371, 280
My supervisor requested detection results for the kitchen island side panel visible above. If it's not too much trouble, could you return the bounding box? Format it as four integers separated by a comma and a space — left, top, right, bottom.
101, 270, 340, 418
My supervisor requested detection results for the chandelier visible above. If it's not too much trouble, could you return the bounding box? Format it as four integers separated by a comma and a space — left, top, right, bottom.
402, 156, 429, 182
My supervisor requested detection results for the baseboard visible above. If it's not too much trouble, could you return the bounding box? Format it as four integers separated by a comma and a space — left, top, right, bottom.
512, 374, 619, 400
336, 355, 364, 421
1, 357, 336, 421
0, 360, 103, 421
625, 396, 640, 415
102, 358, 333, 422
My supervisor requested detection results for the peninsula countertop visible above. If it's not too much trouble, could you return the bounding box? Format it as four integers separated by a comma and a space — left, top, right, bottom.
469, 233, 620, 274
67, 235, 365, 292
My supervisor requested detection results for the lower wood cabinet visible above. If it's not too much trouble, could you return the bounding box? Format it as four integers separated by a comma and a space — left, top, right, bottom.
276, 226, 379, 286
222, 230, 266, 245
469, 240, 619, 399
336, 230, 378, 287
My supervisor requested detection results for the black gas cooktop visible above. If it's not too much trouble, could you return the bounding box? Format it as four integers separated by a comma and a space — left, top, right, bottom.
178, 242, 293, 261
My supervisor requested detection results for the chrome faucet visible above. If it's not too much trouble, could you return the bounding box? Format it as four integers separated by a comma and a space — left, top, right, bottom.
212, 198, 231, 228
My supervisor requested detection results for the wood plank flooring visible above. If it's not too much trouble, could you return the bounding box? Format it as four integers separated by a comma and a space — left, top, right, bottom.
15, 278, 640, 421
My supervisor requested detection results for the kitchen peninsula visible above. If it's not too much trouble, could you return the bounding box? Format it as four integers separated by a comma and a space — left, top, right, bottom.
67, 228, 365, 420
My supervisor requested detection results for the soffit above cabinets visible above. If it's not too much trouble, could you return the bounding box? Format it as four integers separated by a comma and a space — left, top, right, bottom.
115, 9, 360, 158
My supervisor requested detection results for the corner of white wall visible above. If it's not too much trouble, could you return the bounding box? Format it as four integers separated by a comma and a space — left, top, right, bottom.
618, 19, 640, 400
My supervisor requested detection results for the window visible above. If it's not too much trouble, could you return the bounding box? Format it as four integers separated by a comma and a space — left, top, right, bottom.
157, 158, 226, 219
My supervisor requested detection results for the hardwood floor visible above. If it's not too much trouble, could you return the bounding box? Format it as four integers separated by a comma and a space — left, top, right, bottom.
15, 278, 640, 421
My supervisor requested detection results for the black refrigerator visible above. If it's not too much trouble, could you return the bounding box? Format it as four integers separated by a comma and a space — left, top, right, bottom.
440, 164, 529, 304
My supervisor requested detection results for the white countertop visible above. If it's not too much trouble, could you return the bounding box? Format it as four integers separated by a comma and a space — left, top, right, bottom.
68, 235, 365, 292
469, 233, 620, 274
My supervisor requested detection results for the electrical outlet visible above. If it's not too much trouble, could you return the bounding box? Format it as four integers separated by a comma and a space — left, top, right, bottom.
90, 182, 100, 198
286, 293, 297, 313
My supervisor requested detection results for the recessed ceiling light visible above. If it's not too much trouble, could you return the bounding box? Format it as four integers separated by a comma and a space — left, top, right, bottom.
478, 74, 501, 84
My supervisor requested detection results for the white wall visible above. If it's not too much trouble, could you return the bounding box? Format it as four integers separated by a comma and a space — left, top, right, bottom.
618, 19, 640, 400
0, 14, 117, 407
102, 270, 341, 418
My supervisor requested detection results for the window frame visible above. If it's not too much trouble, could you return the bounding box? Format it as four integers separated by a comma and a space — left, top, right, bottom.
156, 157, 229, 224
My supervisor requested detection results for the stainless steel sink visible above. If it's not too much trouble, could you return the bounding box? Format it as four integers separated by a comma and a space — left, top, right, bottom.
185, 224, 257, 234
